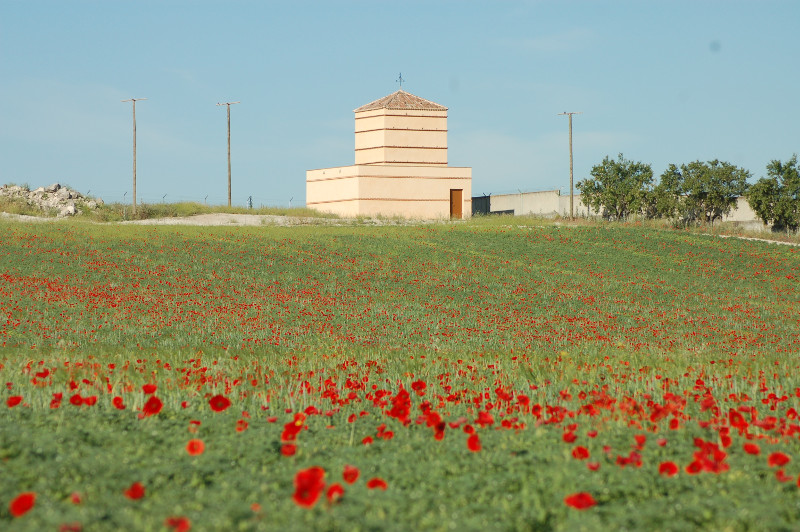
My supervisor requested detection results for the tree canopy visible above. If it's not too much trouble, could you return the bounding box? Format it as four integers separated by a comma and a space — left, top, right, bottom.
747, 155, 800, 231
656, 160, 750, 224
577, 154, 654, 220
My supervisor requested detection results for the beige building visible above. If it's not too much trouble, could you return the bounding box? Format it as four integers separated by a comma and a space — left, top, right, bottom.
306, 90, 472, 219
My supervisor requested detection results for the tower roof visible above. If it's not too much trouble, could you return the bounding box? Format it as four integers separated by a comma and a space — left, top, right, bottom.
354, 90, 447, 112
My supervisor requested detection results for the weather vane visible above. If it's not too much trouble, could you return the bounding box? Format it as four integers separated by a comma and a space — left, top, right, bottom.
396, 72, 405, 89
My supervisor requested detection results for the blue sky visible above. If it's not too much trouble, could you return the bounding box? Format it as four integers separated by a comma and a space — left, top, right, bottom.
2, 1, 798, 207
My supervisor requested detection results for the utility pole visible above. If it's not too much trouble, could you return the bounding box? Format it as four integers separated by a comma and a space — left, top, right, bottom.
558, 111, 582, 220
217, 101, 240, 207
122, 98, 147, 212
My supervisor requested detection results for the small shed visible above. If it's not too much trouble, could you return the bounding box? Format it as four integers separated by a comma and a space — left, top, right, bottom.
306, 90, 472, 219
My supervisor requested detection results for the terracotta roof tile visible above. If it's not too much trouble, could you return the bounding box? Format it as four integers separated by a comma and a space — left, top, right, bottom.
354, 90, 447, 112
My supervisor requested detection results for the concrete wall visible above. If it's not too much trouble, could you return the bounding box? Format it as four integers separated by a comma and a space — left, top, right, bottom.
485, 190, 595, 217
481, 190, 764, 225
307, 165, 471, 219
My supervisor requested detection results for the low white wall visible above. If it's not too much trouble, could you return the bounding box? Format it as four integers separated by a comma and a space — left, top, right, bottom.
485, 190, 764, 224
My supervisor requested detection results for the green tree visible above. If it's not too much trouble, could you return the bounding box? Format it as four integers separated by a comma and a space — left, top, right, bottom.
654, 160, 750, 224
747, 155, 800, 231
577, 154, 654, 220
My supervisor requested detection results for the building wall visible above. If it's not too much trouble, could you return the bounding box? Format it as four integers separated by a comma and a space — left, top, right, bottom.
307, 165, 471, 219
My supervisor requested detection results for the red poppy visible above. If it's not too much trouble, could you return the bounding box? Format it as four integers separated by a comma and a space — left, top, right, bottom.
123, 482, 145, 500
563, 431, 577, 443
6, 395, 22, 408
658, 461, 679, 477
292, 467, 326, 508
82, 396, 97, 407
112, 396, 126, 410
564, 492, 596, 510
70, 394, 83, 406
50, 392, 63, 409
776, 469, 793, 483
209, 394, 231, 412
141, 396, 163, 417
768, 452, 791, 468
236, 419, 249, 432
343, 465, 360, 484
281, 444, 297, 456
9, 492, 36, 517
366, 478, 388, 490
743, 443, 760, 455
361, 436, 373, 445
165, 516, 191, 532
587, 462, 600, 471
326, 483, 345, 504
142, 384, 157, 395
571, 446, 590, 460
467, 434, 482, 452
475, 411, 494, 428
186, 439, 205, 456
70, 492, 82, 504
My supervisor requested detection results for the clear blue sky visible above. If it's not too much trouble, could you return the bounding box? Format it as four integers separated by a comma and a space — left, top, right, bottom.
2, 1, 798, 207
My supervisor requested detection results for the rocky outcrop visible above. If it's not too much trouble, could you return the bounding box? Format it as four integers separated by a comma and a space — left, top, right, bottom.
0, 183, 103, 217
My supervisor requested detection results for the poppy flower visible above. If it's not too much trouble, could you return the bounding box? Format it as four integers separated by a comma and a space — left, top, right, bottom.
165, 516, 191, 532
9, 492, 36, 517
6, 395, 22, 408
326, 483, 345, 504
209, 394, 231, 412
292, 467, 326, 508
281, 444, 297, 456
70, 394, 83, 406
70, 492, 82, 504
768, 452, 791, 467
112, 396, 126, 410
743, 443, 760, 455
572, 446, 590, 460
123, 482, 145, 500
564, 492, 596, 509
82, 396, 97, 407
186, 439, 205, 456
658, 461, 679, 477
467, 434, 482, 452
366, 478, 388, 490
141, 396, 163, 417
776, 470, 793, 483
343, 465, 360, 484
563, 431, 577, 443
587, 462, 600, 471
361, 436, 373, 445
142, 384, 157, 395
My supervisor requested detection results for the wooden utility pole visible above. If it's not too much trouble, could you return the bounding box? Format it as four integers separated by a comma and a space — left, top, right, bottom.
558, 111, 582, 220
217, 101, 240, 207
122, 98, 147, 211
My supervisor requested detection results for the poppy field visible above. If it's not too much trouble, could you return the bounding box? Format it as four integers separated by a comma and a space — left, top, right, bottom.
2, 218, 800, 531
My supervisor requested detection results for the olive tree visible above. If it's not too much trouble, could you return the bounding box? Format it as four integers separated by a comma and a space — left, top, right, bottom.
747, 155, 800, 231
577, 154, 654, 220
654, 160, 750, 224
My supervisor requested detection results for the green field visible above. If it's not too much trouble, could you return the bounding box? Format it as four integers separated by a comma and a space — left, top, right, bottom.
2, 217, 800, 531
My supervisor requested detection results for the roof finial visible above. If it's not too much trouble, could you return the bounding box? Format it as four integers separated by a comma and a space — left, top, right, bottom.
396, 72, 405, 89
